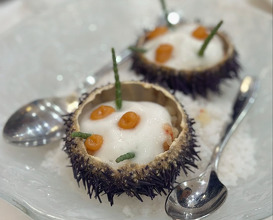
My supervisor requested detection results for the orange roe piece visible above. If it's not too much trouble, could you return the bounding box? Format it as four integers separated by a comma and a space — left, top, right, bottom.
163, 123, 174, 151
90, 105, 115, 120
155, 44, 174, 63
192, 26, 209, 40
146, 26, 168, 40
163, 141, 171, 151
118, 111, 140, 129
163, 123, 174, 139
84, 134, 103, 151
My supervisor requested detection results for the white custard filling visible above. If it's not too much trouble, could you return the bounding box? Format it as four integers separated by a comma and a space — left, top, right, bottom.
79, 101, 172, 168
143, 23, 224, 70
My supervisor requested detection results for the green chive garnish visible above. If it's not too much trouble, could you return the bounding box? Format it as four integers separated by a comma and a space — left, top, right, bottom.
115, 152, 135, 163
160, 0, 173, 28
128, 46, 147, 53
111, 48, 122, 110
198, 20, 223, 57
71, 131, 91, 139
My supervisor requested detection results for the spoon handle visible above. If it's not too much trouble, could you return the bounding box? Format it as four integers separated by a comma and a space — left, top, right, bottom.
211, 76, 259, 170
76, 48, 132, 94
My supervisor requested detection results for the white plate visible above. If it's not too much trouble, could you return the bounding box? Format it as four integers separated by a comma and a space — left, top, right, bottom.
0, 0, 272, 219
0, 198, 32, 220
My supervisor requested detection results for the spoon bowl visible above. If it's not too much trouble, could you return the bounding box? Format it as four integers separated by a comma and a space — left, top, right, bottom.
166, 168, 227, 220
3, 96, 78, 146
165, 76, 259, 219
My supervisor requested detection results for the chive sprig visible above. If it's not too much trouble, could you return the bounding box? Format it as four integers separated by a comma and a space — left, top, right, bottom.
160, 0, 173, 28
111, 48, 122, 110
71, 131, 91, 139
198, 20, 223, 57
115, 152, 136, 163
128, 46, 147, 53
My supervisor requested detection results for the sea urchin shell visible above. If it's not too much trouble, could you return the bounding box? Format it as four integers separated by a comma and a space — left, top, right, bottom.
131, 23, 241, 98
63, 81, 199, 205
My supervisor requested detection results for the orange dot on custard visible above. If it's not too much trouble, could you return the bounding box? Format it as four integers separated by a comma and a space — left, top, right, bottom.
192, 26, 209, 40
118, 111, 140, 129
90, 105, 115, 120
155, 44, 174, 64
146, 26, 168, 40
84, 134, 103, 151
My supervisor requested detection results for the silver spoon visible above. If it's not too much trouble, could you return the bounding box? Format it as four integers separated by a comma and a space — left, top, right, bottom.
165, 76, 259, 220
2, 12, 182, 147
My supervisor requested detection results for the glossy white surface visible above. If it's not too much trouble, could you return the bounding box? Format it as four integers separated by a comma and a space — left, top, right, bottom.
80, 101, 171, 167
143, 23, 224, 70
0, 0, 272, 219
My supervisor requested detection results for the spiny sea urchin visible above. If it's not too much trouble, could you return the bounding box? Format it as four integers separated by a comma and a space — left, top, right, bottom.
63, 81, 200, 205
131, 22, 241, 98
